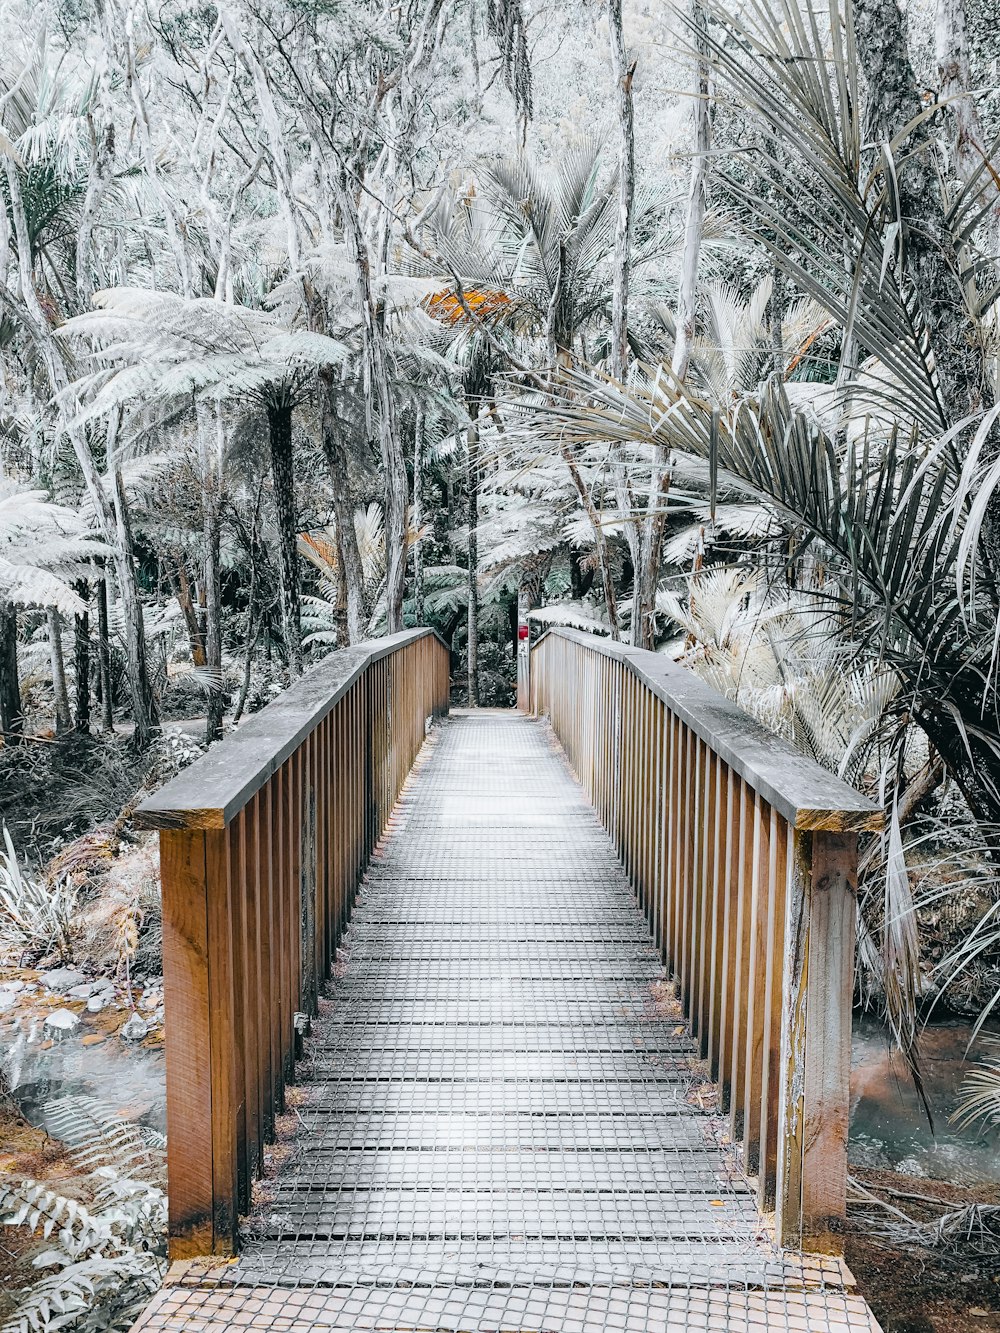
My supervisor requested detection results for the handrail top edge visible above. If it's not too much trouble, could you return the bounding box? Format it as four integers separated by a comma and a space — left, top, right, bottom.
134, 628, 446, 831
532, 625, 884, 832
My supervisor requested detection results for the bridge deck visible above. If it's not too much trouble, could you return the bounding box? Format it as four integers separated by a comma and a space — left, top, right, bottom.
135, 712, 880, 1332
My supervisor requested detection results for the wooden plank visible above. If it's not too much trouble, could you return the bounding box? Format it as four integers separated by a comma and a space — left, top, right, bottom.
694, 747, 717, 1054
727, 777, 752, 1126
758, 808, 788, 1208
160, 830, 215, 1259
705, 751, 726, 1070
741, 793, 770, 1174
249, 794, 274, 1144
203, 827, 239, 1251
233, 810, 260, 1188
800, 831, 857, 1251
715, 767, 738, 1092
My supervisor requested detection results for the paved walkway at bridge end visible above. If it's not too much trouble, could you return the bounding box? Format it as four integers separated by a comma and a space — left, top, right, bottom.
133, 712, 882, 1332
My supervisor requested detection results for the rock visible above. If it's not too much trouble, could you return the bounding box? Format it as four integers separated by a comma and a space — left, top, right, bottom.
0, 987, 19, 1013
120, 1013, 149, 1042
43, 1008, 80, 1035
66, 982, 100, 1000
40, 968, 87, 994
86, 995, 106, 1013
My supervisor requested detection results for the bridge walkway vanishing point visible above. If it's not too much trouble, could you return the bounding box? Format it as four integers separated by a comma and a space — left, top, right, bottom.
130, 629, 885, 1332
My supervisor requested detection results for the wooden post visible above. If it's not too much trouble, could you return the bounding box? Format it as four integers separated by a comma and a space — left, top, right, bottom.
776, 829, 857, 1251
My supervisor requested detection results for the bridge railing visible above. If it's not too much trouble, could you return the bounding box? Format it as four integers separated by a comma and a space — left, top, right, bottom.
530, 626, 882, 1252
135, 628, 450, 1258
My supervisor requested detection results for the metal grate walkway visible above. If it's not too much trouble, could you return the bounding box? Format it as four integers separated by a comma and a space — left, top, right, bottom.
134, 713, 880, 1331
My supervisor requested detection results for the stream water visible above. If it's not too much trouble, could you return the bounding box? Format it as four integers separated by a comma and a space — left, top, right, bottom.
0, 1003, 165, 1141
850, 1015, 1000, 1185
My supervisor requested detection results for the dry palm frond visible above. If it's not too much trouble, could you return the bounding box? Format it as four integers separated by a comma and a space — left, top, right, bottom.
953, 1037, 1000, 1133
0, 825, 77, 962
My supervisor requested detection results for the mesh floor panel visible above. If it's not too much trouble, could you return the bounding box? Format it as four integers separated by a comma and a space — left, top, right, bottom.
132, 713, 881, 1332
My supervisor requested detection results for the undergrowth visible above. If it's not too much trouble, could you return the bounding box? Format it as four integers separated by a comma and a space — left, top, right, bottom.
0, 1097, 167, 1333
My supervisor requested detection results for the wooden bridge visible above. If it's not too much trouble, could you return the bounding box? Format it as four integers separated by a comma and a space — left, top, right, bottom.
131, 628, 884, 1331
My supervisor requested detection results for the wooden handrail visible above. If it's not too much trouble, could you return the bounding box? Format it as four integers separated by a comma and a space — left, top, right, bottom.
530, 626, 882, 1252
134, 629, 450, 1258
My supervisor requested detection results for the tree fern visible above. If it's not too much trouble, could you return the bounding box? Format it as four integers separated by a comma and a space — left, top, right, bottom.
0, 1097, 167, 1333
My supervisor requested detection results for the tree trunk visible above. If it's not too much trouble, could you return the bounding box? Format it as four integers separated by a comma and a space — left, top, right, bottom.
854, 0, 992, 426
413, 410, 426, 626
0, 601, 22, 744
319, 374, 367, 644
561, 447, 620, 640
607, 0, 635, 381
203, 497, 224, 744
49, 610, 72, 734
97, 574, 114, 732
935, 0, 998, 236
632, 0, 711, 652
73, 582, 91, 734
233, 492, 262, 728
109, 466, 159, 747
173, 559, 207, 666
330, 525, 350, 649
671, 1, 711, 385
338, 174, 408, 634
266, 398, 303, 676
467, 419, 480, 707
603, 0, 643, 647
917, 704, 1000, 846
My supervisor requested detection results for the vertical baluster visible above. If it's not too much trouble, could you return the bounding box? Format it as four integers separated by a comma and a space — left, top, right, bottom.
664, 710, 680, 976
248, 793, 274, 1144
229, 809, 256, 1202
729, 780, 754, 1136
720, 778, 746, 1109
683, 733, 703, 1020
160, 827, 239, 1258
758, 807, 787, 1208
742, 793, 772, 1172
314, 722, 328, 981
704, 753, 726, 1068
693, 746, 716, 1050
622, 670, 634, 873
273, 762, 291, 1087
652, 697, 666, 955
